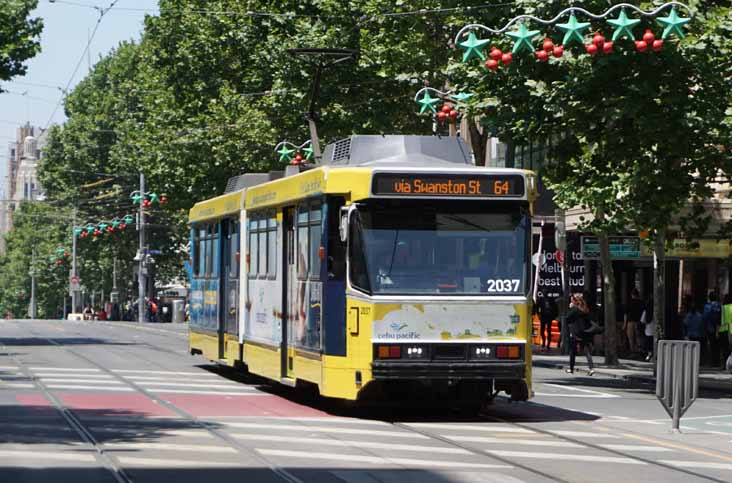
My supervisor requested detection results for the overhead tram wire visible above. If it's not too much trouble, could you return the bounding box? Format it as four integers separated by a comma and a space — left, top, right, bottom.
43, 0, 124, 132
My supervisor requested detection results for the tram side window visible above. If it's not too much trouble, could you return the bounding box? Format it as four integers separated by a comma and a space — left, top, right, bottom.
258, 219, 267, 277
309, 203, 322, 280
297, 207, 309, 280
206, 224, 219, 278
193, 227, 203, 277
248, 218, 258, 278
229, 221, 239, 278
267, 216, 277, 276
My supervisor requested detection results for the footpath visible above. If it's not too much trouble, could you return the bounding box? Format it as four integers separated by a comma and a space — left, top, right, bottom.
533, 348, 732, 393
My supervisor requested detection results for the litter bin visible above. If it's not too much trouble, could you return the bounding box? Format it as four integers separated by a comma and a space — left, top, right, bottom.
171, 299, 186, 323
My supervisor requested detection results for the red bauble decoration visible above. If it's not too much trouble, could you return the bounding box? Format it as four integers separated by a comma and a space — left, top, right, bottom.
553, 46, 564, 58
159, 195, 167, 205
489, 48, 502, 61
294, 154, 303, 163
119, 223, 126, 231
437, 111, 447, 122
652, 39, 663, 52
542, 38, 554, 53
501, 52, 512, 65
643, 29, 655, 44
593, 34, 605, 47
536, 50, 548, 62
80, 232, 88, 238
586, 43, 598, 56
636, 40, 648, 52
106, 226, 114, 233
449, 110, 458, 120
602, 41, 614, 54
64, 251, 70, 258
441, 104, 451, 113
485, 59, 499, 71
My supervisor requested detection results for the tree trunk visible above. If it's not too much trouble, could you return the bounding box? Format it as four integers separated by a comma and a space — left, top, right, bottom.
653, 228, 666, 363
599, 232, 619, 366
467, 119, 487, 167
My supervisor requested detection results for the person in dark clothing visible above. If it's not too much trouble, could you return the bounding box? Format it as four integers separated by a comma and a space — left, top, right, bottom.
536, 295, 557, 352
566, 293, 595, 375
624, 288, 644, 356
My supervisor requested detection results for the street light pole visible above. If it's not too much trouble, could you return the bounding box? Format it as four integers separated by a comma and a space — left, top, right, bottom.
29, 249, 36, 319
71, 207, 78, 314
138, 172, 146, 323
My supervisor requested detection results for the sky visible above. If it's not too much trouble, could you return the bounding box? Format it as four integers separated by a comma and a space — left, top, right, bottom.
0, 0, 160, 190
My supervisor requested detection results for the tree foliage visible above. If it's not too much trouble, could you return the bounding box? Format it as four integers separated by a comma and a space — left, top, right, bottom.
0, 0, 43, 86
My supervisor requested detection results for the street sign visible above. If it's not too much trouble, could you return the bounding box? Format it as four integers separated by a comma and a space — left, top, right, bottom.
69, 275, 81, 294
581, 236, 641, 260
656, 340, 699, 431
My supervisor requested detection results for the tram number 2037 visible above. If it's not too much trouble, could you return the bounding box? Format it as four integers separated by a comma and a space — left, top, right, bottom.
486, 279, 521, 293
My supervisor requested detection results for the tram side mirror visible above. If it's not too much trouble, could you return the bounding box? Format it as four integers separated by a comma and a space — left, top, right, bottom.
339, 206, 349, 243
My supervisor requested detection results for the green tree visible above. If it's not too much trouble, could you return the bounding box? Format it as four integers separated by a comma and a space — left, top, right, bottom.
0, 0, 43, 86
453, 0, 732, 364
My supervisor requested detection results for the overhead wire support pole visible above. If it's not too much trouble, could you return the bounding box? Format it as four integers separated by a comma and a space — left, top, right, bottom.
138, 173, 146, 323
71, 206, 78, 314
29, 249, 36, 319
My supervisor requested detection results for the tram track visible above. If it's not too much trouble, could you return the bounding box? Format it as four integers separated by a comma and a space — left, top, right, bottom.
13, 323, 304, 483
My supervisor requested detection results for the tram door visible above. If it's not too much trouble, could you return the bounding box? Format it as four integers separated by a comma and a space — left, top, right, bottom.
282, 208, 296, 379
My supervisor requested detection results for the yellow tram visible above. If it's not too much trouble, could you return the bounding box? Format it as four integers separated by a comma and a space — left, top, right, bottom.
189, 135, 537, 403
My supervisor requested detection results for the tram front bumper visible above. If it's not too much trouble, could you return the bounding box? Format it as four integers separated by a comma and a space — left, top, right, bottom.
370, 361, 525, 380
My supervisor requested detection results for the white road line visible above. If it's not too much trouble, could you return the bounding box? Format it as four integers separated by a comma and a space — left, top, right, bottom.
90, 427, 214, 438
104, 442, 236, 453
115, 456, 236, 468
0, 382, 35, 388
233, 433, 471, 454
113, 369, 209, 375
534, 392, 618, 399
271, 417, 390, 426
29, 367, 100, 372
486, 450, 645, 465
403, 423, 534, 434
221, 422, 429, 439
123, 375, 227, 382
445, 435, 583, 448
45, 384, 134, 391
542, 383, 621, 398
550, 430, 621, 439
257, 449, 512, 469
0, 450, 96, 463
152, 389, 265, 396
33, 373, 115, 379
600, 444, 674, 452
661, 460, 732, 471
134, 381, 244, 389
39, 378, 125, 384
0, 366, 19, 370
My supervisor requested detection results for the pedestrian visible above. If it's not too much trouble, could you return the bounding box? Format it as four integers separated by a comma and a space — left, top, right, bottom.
683, 302, 705, 356
641, 299, 655, 362
82, 305, 93, 321
703, 292, 722, 367
537, 295, 557, 352
624, 288, 644, 357
719, 294, 732, 370
566, 293, 595, 376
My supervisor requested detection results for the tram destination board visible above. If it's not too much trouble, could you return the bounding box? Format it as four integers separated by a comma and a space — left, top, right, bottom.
371, 173, 525, 198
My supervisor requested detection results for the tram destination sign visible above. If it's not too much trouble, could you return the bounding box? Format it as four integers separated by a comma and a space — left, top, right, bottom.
371, 173, 525, 198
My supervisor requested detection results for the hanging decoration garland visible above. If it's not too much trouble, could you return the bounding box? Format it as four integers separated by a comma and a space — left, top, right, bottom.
454, 2, 691, 71
76, 214, 135, 239
414, 88, 473, 122
275, 140, 315, 165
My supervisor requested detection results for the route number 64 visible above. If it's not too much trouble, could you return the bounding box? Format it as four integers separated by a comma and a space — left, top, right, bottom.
486, 279, 520, 293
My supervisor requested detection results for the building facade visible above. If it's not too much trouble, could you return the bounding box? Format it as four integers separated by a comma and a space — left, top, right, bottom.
0, 123, 46, 253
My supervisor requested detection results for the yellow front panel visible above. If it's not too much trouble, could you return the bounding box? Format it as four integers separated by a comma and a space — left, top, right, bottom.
293, 352, 322, 386
189, 331, 219, 363
189, 191, 242, 223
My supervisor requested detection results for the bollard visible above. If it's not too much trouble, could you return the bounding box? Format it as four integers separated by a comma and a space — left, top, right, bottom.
655, 340, 699, 431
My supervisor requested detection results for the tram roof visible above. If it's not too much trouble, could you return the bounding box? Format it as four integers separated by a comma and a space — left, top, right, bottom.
189, 190, 243, 223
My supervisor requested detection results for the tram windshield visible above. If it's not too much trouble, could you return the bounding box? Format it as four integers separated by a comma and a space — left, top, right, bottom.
349, 201, 529, 295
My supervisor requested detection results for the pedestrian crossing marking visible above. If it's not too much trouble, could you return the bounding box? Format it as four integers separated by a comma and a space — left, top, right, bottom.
0, 450, 96, 463
115, 456, 236, 467
445, 435, 583, 448
28, 367, 100, 372
600, 444, 674, 452
551, 430, 621, 439
39, 378, 125, 384
113, 369, 210, 375
90, 427, 214, 438
221, 422, 429, 439
257, 449, 513, 469
103, 442, 236, 453
44, 384, 134, 391
486, 450, 645, 465
661, 460, 732, 471
403, 423, 534, 434
233, 433, 472, 454
153, 389, 265, 395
